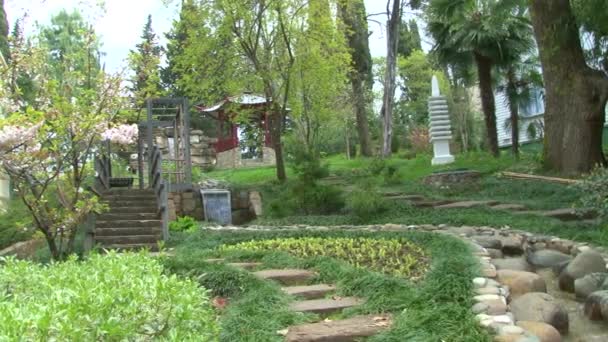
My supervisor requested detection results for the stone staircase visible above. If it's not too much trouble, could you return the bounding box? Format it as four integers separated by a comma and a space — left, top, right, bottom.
213, 260, 392, 341
94, 189, 162, 251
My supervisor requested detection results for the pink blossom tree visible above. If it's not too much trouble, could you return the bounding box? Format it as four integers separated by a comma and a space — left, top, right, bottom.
0, 28, 133, 260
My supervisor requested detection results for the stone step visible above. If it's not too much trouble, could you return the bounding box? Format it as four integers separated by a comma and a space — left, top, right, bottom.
103, 189, 155, 195
284, 315, 392, 342
434, 200, 500, 209
289, 297, 364, 315
411, 199, 455, 208
490, 203, 527, 211
103, 200, 158, 207
384, 194, 426, 202
227, 262, 262, 270
253, 269, 316, 285
109, 206, 158, 214
96, 219, 161, 228
95, 235, 160, 245
100, 243, 159, 252
282, 284, 336, 299
95, 227, 161, 236
97, 213, 159, 221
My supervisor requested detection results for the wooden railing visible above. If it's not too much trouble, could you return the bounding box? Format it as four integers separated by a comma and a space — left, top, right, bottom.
94, 153, 111, 192
150, 146, 169, 240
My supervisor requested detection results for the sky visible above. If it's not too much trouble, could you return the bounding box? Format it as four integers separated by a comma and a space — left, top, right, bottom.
5, 0, 430, 73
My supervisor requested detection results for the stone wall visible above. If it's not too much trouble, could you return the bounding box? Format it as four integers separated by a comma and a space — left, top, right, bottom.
168, 188, 262, 225
217, 146, 276, 169
151, 128, 218, 170
168, 190, 204, 221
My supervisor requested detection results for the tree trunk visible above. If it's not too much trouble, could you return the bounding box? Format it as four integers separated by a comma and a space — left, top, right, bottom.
338, 0, 374, 157
269, 110, 287, 182
351, 75, 372, 156
474, 53, 499, 157
506, 67, 519, 158
529, 0, 608, 175
381, 0, 401, 158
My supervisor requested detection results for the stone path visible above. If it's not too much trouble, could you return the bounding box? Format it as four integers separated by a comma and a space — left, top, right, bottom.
210, 259, 392, 341
383, 192, 597, 223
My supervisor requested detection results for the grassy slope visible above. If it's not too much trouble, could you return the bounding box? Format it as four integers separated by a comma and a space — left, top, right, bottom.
164, 229, 490, 342
200, 151, 608, 247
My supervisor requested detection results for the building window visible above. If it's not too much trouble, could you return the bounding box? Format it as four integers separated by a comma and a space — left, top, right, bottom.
519, 88, 545, 117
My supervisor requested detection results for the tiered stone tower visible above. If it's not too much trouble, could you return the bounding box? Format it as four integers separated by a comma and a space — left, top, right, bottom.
428, 76, 455, 165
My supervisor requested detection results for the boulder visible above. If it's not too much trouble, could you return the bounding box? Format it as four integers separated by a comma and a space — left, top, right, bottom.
526, 250, 572, 269
493, 258, 534, 272
473, 236, 503, 249
510, 292, 569, 333
516, 321, 562, 342
488, 248, 504, 259
496, 270, 547, 297
558, 251, 606, 292
584, 290, 608, 321
501, 235, 525, 255
575, 273, 608, 300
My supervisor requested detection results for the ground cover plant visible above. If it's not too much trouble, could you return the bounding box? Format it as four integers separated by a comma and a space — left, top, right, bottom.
0, 252, 219, 341
221, 237, 428, 278
163, 228, 491, 341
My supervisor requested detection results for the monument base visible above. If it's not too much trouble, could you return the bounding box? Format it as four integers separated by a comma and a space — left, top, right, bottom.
432, 155, 455, 165
431, 140, 454, 165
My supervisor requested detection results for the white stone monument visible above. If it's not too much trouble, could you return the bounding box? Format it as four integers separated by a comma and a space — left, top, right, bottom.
428, 76, 455, 165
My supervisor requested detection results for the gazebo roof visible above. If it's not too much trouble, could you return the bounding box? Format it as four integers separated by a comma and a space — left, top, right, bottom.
198, 93, 270, 113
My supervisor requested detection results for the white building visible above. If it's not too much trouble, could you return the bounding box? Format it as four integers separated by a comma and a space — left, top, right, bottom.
495, 88, 608, 148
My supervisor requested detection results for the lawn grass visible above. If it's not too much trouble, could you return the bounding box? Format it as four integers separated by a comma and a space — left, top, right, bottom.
163, 229, 491, 342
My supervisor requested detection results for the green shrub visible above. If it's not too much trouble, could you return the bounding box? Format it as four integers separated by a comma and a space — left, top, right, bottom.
0, 200, 34, 250
575, 167, 608, 219
366, 157, 387, 175
269, 181, 345, 217
0, 252, 218, 340
221, 237, 428, 278
170, 216, 199, 232
348, 189, 389, 222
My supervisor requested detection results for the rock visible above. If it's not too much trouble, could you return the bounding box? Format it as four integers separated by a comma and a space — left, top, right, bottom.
526, 250, 572, 269
584, 290, 608, 321
510, 293, 569, 333
552, 261, 570, 276
473, 236, 503, 249
501, 235, 525, 255
558, 251, 606, 292
488, 248, 505, 259
493, 258, 534, 272
516, 321, 561, 342
496, 270, 547, 297
575, 273, 608, 300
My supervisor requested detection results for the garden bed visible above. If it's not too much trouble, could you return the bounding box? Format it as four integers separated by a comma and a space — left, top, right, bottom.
162, 228, 491, 341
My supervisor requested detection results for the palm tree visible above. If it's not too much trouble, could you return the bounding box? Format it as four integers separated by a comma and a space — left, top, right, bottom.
426, 0, 533, 157
497, 55, 542, 158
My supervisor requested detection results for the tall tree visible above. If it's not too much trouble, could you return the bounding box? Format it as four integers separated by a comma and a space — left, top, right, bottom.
338, 0, 373, 157
39, 10, 101, 93
162, 0, 195, 97
398, 19, 422, 59
427, 0, 532, 157
380, 0, 402, 157
0, 0, 8, 62
128, 15, 163, 108
529, 0, 608, 174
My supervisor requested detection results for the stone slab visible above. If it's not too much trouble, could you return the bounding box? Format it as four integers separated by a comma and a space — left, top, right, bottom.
228, 262, 262, 270
289, 297, 364, 315
284, 315, 391, 342
435, 200, 500, 209
282, 284, 336, 299
253, 269, 316, 285
491, 203, 527, 211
